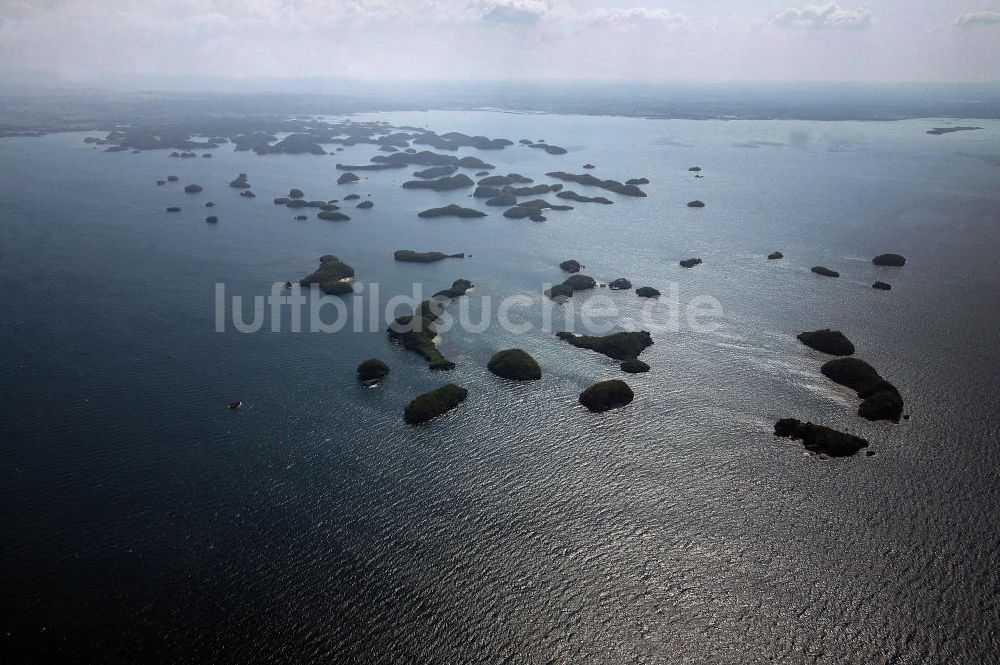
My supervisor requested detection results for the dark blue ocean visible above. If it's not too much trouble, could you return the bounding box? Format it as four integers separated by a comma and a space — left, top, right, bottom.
1, 111, 999, 663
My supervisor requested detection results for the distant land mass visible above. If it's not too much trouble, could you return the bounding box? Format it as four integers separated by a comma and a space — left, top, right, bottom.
926, 126, 983, 135
3, 81, 1000, 137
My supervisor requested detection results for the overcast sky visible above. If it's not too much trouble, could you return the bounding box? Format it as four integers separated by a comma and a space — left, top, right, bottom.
1, 1, 998, 84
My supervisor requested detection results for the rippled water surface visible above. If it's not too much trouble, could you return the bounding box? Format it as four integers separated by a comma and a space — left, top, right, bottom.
2, 112, 999, 663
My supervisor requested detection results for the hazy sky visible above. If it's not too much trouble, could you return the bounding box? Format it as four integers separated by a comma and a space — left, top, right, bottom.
1, 0, 998, 83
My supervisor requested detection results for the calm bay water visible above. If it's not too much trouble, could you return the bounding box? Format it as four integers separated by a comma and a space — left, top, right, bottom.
1, 111, 999, 663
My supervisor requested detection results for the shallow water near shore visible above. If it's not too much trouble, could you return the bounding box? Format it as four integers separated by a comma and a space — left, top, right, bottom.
1, 111, 999, 663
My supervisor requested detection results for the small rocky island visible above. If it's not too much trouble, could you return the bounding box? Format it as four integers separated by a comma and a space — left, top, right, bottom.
873, 253, 906, 267
529, 142, 567, 155
873, 281, 892, 290
545, 274, 596, 300
556, 191, 613, 205
414, 166, 458, 178
402, 174, 474, 191
926, 126, 982, 135
609, 278, 632, 290
487, 349, 541, 381
394, 250, 465, 263
687, 200, 705, 208
768, 251, 784, 260
337, 172, 360, 184
357, 359, 390, 386
811, 266, 840, 277
679, 258, 702, 268
404, 384, 468, 424
387, 279, 473, 370
556, 331, 653, 371
545, 284, 574, 301
184, 184, 203, 193
579, 380, 634, 413
546, 171, 646, 197
299, 255, 355, 295
418, 205, 486, 219
821, 358, 904, 422
620, 358, 650, 373
562, 274, 597, 290
229, 173, 250, 188
485, 192, 517, 207
635, 286, 660, 298
797, 329, 855, 356
317, 211, 350, 221
559, 259, 582, 273
478, 173, 533, 187
773, 418, 869, 457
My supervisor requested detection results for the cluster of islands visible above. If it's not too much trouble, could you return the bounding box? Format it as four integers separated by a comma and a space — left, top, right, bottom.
99, 114, 911, 457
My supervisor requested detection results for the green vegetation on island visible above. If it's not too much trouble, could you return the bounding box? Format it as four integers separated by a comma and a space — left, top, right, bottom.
478, 173, 533, 187
821, 358, 904, 422
487, 349, 542, 381
485, 192, 517, 207
556, 330, 654, 371
417, 205, 486, 219
797, 329, 855, 356
556, 191, 613, 204
562, 274, 596, 290
300, 255, 355, 295
544, 283, 575, 301
546, 171, 646, 197
317, 211, 350, 221
529, 143, 567, 155
414, 165, 458, 178
404, 384, 468, 424
774, 418, 869, 457
608, 278, 632, 290
357, 359, 390, 385
560, 259, 582, 273
402, 174, 475, 191
620, 358, 650, 373
387, 279, 473, 370
873, 253, 906, 267
229, 173, 250, 188
579, 380, 634, 412
394, 250, 465, 263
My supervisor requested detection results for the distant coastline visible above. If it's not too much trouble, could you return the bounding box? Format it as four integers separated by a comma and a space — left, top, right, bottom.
3, 81, 1000, 138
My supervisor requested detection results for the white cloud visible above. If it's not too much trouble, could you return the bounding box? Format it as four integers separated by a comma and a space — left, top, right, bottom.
476, 0, 550, 24
954, 10, 1000, 27
583, 7, 689, 29
773, 3, 873, 30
